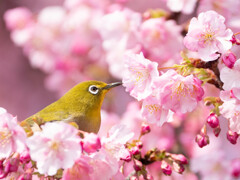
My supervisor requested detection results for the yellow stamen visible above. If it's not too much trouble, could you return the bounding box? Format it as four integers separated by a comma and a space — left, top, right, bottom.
50, 141, 60, 151
145, 104, 160, 114
129, 66, 149, 85
171, 81, 193, 100
0, 128, 12, 147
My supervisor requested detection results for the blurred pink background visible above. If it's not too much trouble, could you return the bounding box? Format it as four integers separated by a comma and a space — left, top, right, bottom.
0, 0, 65, 120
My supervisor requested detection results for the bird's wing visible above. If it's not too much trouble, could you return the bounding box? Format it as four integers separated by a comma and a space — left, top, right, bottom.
20, 110, 71, 136
63, 114, 100, 133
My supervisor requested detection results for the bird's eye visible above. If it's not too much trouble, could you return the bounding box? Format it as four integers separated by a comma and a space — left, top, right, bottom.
88, 85, 99, 95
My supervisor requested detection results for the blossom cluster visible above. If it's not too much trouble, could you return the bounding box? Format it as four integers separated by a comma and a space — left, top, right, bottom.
3, 0, 240, 179
0, 108, 189, 179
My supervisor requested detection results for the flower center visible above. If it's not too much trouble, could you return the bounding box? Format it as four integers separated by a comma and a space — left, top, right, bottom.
200, 29, 216, 46
0, 128, 12, 147
50, 141, 60, 151
172, 81, 190, 99
129, 66, 149, 85
145, 104, 161, 114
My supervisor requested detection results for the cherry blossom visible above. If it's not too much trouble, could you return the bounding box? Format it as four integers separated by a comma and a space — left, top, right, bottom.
219, 91, 240, 134
26, 122, 82, 176
122, 52, 159, 101
3, 7, 32, 30
154, 70, 204, 113
140, 18, 183, 63
0, 108, 27, 159
221, 51, 236, 69
220, 59, 240, 91
101, 124, 134, 160
184, 11, 233, 61
97, 9, 141, 78
62, 155, 93, 180
82, 133, 101, 153
97, 9, 141, 51
141, 94, 173, 126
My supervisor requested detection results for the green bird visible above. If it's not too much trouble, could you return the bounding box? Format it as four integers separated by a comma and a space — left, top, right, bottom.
20, 80, 122, 136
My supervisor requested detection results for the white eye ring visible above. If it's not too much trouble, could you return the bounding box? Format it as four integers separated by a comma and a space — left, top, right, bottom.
88, 85, 99, 95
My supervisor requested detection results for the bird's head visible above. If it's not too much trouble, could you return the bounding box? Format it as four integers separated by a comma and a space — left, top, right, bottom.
61, 80, 122, 110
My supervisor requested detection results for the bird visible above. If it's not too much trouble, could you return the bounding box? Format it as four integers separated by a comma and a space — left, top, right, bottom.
20, 80, 122, 136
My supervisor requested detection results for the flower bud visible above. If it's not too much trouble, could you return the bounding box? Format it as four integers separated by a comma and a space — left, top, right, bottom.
136, 141, 143, 149
173, 162, 185, 174
161, 160, 172, 176
222, 51, 236, 68
20, 150, 31, 163
171, 154, 188, 165
207, 113, 219, 128
120, 150, 131, 162
231, 35, 240, 45
82, 133, 101, 153
195, 134, 209, 148
4, 158, 19, 173
130, 146, 140, 156
133, 160, 142, 172
227, 130, 239, 144
231, 159, 240, 178
141, 123, 151, 135
213, 126, 221, 137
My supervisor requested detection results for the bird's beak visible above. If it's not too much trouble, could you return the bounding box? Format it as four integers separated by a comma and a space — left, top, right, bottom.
103, 82, 122, 90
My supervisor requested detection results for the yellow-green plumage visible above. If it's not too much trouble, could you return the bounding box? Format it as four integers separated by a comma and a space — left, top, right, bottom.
20, 80, 121, 136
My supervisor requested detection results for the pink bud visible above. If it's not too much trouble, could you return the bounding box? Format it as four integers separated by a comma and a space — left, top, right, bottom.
171, 154, 188, 165
130, 146, 140, 156
213, 126, 221, 137
222, 51, 236, 68
231, 35, 240, 45
141, 123, 151, 135
231, 159, 240, 178
227, 130, 239, 144
133, 160, 142, 172
20, 150, 31, 163
120, 150, 131, 162
195, 134, 209, 148
161, 161, 172, 176
207, 113, 219, 128
136, 141, 143, 149
173, 162, 185, 174
82, 133, 101, 153
5, 158, 19, 173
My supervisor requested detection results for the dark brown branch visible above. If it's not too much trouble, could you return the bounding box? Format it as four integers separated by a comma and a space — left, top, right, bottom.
190, 58, 223, 90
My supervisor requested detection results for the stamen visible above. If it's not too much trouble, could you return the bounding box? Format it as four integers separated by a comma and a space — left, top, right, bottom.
145, 104, 161, 114
50, 141, 60, 151
0, 128, 12, 147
